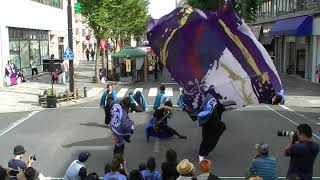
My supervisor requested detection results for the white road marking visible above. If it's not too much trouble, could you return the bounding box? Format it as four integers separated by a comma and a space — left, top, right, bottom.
267, 106, 320, 140
307, 100, 320, 104
133, 88, 143, 94
87, 88, 103, 98
165, 88, 173, 96
116, 88, 129, 98
148, 88, 158, 97
279, 105, 293, 112
0, 110, 41, 137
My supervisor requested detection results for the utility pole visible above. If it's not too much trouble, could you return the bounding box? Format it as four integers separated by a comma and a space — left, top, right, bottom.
241, 0, 247, 21
67, 0, 75, 93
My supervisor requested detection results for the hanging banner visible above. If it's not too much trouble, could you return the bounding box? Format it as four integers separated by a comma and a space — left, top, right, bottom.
125, 59, 131, 72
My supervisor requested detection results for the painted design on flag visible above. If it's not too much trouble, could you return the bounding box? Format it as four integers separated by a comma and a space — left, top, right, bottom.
147, 1, 283, 113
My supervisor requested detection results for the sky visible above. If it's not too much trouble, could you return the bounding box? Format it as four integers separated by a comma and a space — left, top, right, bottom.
148, 0, 177, 19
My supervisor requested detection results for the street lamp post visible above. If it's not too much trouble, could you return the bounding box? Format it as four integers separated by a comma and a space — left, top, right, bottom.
67, 0, 75, 93
241, 0, 247, 20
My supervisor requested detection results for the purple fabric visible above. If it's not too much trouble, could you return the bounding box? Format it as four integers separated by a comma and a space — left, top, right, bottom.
147, 1, 283, 113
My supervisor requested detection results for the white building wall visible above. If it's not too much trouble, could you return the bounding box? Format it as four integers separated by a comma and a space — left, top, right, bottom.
311, 16, 320, 83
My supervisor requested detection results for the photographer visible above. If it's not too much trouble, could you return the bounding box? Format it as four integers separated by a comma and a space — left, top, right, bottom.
8, 145, 34, 171
248, 143, 277, 180
283, 124, 319, 180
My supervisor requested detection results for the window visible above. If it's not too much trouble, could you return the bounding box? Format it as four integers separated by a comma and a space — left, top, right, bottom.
82, 29, 86, 37
8, 28, 49, 69
31, 0, 62, 9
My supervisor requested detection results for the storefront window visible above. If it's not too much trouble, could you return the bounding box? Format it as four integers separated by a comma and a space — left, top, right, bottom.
20, 41, 30, 69
9, 41, 21, 69
9, 28, 49, 70
40, 41, 49, 60
30, 41, 40, 65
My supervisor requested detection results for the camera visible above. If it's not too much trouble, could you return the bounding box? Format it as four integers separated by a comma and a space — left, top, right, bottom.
277, 130, 299, 143
30, 155, 37, 161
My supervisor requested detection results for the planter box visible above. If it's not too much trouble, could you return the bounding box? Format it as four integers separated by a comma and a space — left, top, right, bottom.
46, 96, 57, 108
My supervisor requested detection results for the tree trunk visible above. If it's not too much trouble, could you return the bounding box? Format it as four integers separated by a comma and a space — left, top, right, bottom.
101, 49, 107, 77
95, 44, 100, 83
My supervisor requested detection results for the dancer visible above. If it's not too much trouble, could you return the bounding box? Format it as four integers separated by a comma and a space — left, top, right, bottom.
100, 84, 117, 126
146, 101, 187, 141
153, 85, 169, 111
111, 97, 134, 155
129, 91, 147, 112
184, 94, 226, 161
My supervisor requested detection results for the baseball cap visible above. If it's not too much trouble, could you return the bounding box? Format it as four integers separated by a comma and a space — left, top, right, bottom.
78, 151, 90, 162
255, 143, 269, 153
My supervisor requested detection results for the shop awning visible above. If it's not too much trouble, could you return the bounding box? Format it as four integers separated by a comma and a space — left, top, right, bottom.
111, 48, 147, 59
270, 16, 313, 36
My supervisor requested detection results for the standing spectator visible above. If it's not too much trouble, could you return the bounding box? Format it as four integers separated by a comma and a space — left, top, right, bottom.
104, 163, 112, 175
103, 159, 126, 180
30, 59, 38, 80
128, 169, 142, 180
90, 49, 95, 61
197, 159, 221, 180
100, 84, 117, 126
23, 167, 46, 180
8, 145, 34, 171
161, 149, 179, 180
153, 85, 169, 111
248, 143, 277, 180
140, 157, 161, 180
63, 60, 69, 81
64, 151, 90, 180
159, 60, 164, 77
139, 163, 147, 172
85, 49, 90, 61
176, 159, 196, 180
59, 60, 66, 84
284, 124, 319, 180
154, 60, 159, 80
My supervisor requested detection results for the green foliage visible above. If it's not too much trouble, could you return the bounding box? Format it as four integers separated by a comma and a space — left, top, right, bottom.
187, 0, 262, 22
187, 0, 225, 11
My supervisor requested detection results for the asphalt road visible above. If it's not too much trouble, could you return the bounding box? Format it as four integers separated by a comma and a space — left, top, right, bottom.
0, 84, 319, 179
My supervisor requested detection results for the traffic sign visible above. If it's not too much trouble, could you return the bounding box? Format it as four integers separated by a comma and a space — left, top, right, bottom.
63, 47, 74, 60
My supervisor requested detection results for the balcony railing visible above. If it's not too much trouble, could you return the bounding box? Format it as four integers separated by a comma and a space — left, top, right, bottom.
254, 0, 320, 24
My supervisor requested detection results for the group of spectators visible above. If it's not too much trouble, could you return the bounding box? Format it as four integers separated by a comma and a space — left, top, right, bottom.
63, 149, 221, 180
0, 123, 318, 180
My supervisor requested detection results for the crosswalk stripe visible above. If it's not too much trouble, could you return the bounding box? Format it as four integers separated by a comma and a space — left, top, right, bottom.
148, 88, 158, 97
165, 88, 173, 96
117, 88, 129, 98
133, 88, 143, 94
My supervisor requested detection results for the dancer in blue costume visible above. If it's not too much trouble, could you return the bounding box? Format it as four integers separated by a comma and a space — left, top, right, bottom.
153, 85, 169, 111
129, 91, 147, 112
146, 101, 187, 141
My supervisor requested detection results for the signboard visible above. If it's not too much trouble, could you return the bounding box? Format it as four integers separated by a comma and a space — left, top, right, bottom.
63, 47, 74, 60
125, 59, 131, 72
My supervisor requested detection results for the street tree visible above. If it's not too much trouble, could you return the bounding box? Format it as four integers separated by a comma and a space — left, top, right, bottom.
187, 0, 262, 22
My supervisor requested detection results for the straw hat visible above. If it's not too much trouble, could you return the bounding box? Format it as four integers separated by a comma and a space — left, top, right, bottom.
176, 159, 195, 175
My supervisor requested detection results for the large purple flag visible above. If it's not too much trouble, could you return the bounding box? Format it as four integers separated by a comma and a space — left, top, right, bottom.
147, 1, 283, 113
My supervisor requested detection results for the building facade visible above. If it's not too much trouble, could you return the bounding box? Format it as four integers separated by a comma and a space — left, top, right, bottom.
253, 0, 320, 83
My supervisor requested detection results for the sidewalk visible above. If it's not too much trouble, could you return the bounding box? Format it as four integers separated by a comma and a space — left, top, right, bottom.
280, 73, 320, 108
0, 60, 106, 113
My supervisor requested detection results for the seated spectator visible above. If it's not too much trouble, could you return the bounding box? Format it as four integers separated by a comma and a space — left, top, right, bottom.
129, 91, 147, 112
103, 159, 126, 180
141, 157, 161, 180
161, 149, 179, 180
176, 159, 196, 180
129, 169, 142, 180
23, 167, 45, 180
284, 124, 319, 180
197, 159, 220, 180
104, 163, 111, 174
139, 163, 146, 172
113, 154, 128, 177
249, 143, 277, 180
249, 177, 263, 180
0, 166, 7, 180
64, 151, 90, 180
85, 173, 99, 180
8, 145, 34, 171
